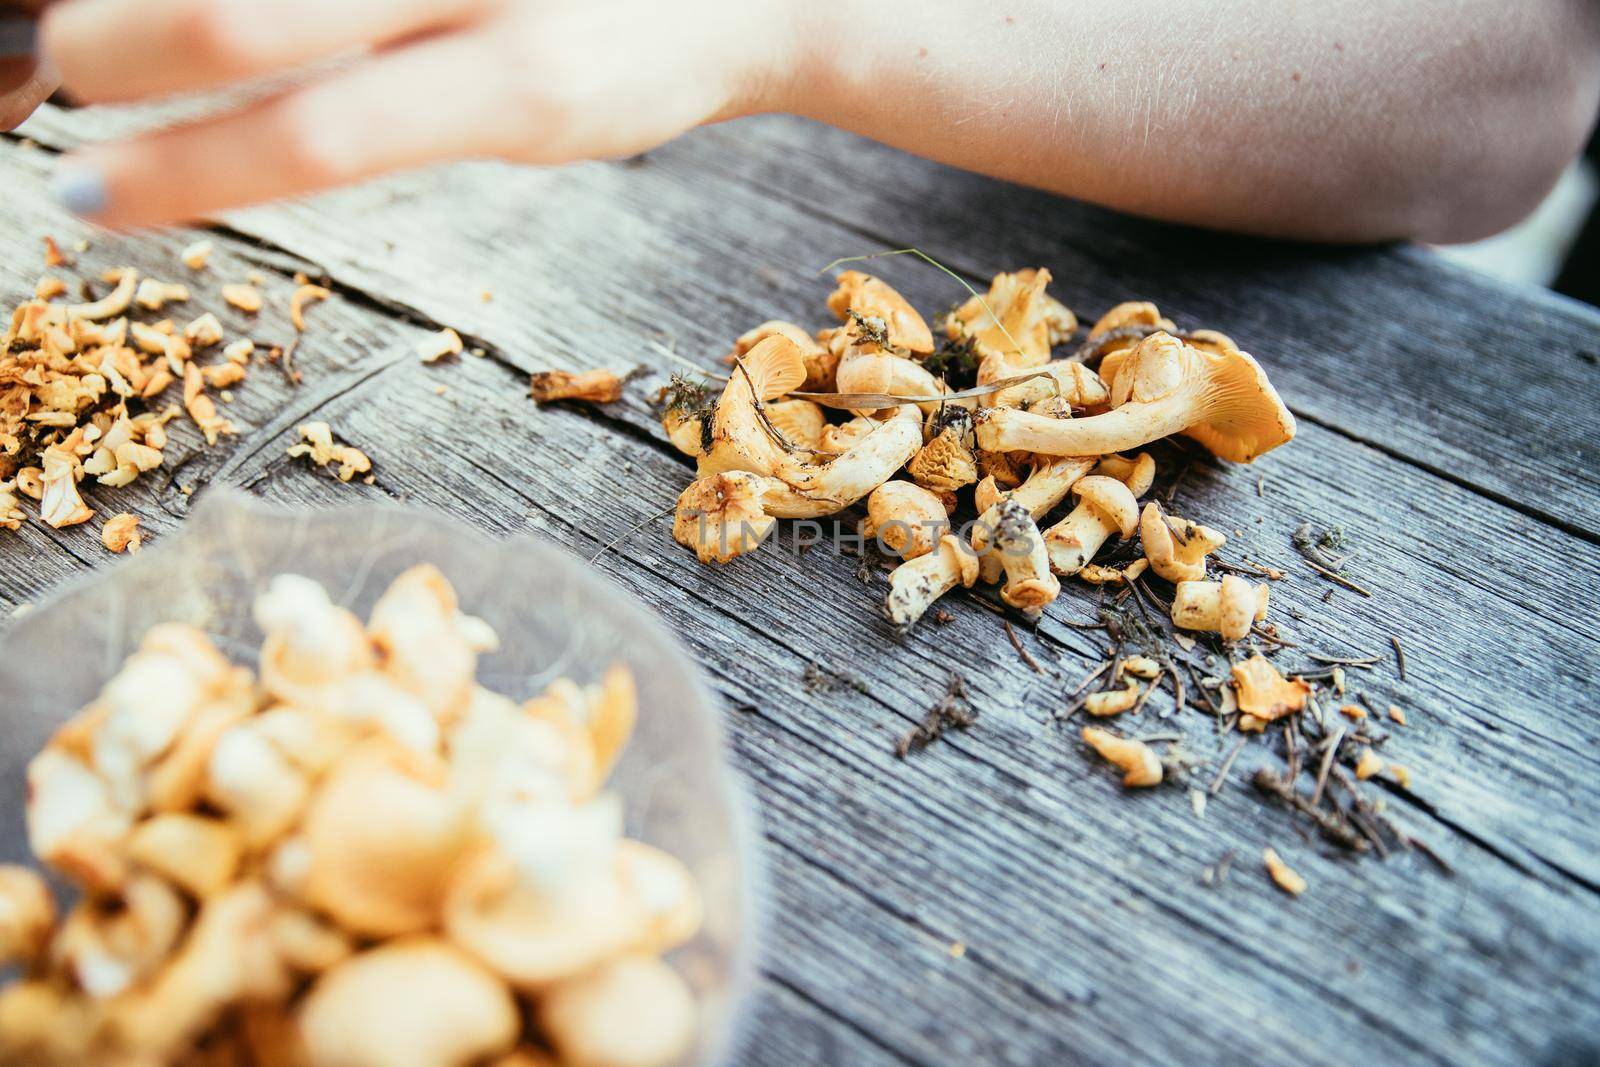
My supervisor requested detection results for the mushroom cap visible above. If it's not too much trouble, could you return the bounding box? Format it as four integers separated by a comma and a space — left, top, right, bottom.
0, 865, 56, 968
1180, 344, 1296, 463
298, 938, 519, 1067
672, 472, 776, 564
1115, 333, 1294, 464
443, 849, 643, 991
730, 320, 824, 361
538, 954, 697, 1067
1092, 452, 1156, 497
1069, 476, 1139, 539
906, 426, 978, 496
826, 272, 934, 353
302, 742, 471, 939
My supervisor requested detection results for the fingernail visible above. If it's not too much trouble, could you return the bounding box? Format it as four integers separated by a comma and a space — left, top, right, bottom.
53, 163, 109, 217
0, 15, 37, 59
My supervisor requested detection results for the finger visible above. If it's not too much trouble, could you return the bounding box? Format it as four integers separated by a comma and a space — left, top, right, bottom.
54, 30, 521, 227
41, 0, 491, 104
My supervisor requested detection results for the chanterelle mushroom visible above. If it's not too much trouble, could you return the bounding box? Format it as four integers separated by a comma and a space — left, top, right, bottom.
990, 499, 1060, 616
1231, 655, 1311, 730
1171, 575, 1269, 642
975, 332, 1295, 463
301, 742, 471, 939
862, 481, 948, 560
673, 471, 778, 564
971, 456, 1096, 583
885, 534, 980, 630
538, 954, 697, 1067
826, 272, 934, 354
1043, 475, 1139, 576
697, 335, 807, 479
0, 866, 55, 969
1140, 502, 1226, 583
298, 938, 519, 1067
946, 268, 1071, 372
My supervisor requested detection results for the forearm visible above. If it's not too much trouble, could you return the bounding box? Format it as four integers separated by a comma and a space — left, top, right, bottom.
772, 0, 1600, 243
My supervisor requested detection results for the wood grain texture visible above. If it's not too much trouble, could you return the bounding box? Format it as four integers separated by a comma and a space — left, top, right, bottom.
3, 108, 1600, 1067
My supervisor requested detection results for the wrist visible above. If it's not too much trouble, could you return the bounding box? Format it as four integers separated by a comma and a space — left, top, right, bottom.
710, 0, 845, 122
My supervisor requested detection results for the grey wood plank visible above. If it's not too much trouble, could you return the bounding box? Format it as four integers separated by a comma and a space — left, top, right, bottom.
4, 127, 1600, 1066
16, 104, 1600, 540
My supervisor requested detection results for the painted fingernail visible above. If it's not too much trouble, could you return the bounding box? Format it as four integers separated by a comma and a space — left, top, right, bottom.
53, 163, 109, 217
0, 16, 37, 59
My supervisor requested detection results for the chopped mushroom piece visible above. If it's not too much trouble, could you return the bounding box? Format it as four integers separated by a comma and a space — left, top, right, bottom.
975, 332, 1296, 463
1084, 680, 1140, 717
39, 448, 94, 529
416, 328, 465, 363
221, 283, 263, 314
287, 422, 373, 482
101, 512, 143, 554
530, 369, 626, 404
1230, 655, 1309, 727
183, 312, 225, 349
180, 240, 213, 271
1081, 727, 1162, 787
134, 279, 190, 311
290, 284, 331, 331
1263, 847, 1307, 896
1171, 575, 1270, 642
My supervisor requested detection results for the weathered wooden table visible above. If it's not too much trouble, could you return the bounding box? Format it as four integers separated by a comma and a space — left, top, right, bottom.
4, 103, 1599, 1066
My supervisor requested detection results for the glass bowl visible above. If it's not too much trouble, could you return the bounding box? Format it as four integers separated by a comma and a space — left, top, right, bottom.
0, 490, 763, 1067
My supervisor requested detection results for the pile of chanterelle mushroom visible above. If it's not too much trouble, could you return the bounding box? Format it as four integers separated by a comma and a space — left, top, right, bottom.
0, 566, 702, 1067
664, 269, 1295, 643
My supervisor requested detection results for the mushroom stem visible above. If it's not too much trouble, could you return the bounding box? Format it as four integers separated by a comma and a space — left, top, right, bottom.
885, 535, 978, 629
1043, 475, 1139, 576
978, 397, 1193, 459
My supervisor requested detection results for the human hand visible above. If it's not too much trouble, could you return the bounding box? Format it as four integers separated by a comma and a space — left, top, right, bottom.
39, 0, 806, 228
0, 4, 57, 131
